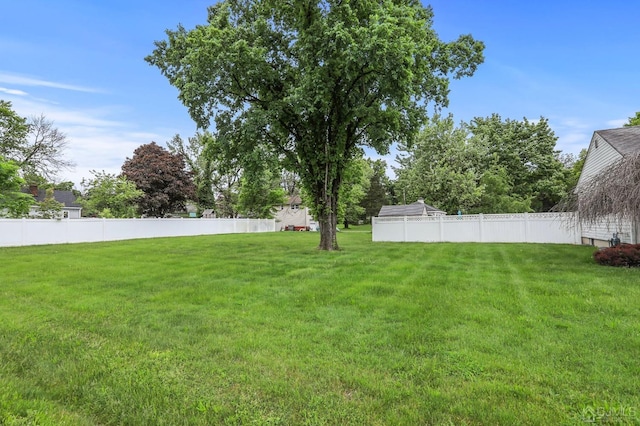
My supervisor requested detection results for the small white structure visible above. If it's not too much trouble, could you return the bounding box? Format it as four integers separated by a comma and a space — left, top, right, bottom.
274, 195, 314, 231
378, 198, 445, 217
201, 209, 215, 218
577, 127, 640, 246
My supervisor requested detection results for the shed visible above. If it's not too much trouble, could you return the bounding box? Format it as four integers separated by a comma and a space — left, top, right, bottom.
378, 198, 445, 217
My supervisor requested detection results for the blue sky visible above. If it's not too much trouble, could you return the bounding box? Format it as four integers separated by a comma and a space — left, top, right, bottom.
1, 1, 638, 187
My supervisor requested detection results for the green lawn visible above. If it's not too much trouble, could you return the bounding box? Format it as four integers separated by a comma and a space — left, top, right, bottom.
1, 232, 639, 425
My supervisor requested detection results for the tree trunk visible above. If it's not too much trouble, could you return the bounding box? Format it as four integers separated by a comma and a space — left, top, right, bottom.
317, 180, 340, 251
318, 211, 338, 250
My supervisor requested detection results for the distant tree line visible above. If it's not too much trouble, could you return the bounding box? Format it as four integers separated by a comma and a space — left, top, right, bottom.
394, 114, 586, 215
3, 95, 636, 227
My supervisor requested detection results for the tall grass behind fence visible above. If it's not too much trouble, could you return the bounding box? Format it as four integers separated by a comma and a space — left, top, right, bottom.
0, 218, 275, 247
373, 212, 581, 244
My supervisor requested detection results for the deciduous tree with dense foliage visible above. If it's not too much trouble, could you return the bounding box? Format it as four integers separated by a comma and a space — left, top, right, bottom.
468, 114, 567, 212
146, 0, 484, 250
395, 115, 482, 213
121, 142, 195, 217
394, 114, 571, 214
79, 170, 143, 218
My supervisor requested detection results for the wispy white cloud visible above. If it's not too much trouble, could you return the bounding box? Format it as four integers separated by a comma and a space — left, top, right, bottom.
6, 95, 172, 187
549, 117, 593, 154
0, 72, 103, 94
606, 119, 627, 128
0, 87, 28, 96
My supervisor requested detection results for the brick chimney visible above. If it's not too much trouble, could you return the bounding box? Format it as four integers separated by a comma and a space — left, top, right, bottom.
29, 184, 39, 197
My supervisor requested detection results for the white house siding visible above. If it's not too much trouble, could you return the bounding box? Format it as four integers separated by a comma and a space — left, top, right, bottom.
574, 130, 640, 246
577, 133, 622, 188
274, 205, 312, 230
580, 217, 637, 247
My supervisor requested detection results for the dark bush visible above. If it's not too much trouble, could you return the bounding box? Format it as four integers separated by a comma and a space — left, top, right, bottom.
594, 244, 640, 267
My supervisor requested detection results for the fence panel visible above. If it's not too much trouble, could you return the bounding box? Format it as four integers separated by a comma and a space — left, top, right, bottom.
0, 218, 276, 247
373, 213, 580, 244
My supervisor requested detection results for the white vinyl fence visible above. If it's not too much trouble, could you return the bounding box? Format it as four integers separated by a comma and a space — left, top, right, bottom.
0, 218, 275, 247
373, 213, 581, 244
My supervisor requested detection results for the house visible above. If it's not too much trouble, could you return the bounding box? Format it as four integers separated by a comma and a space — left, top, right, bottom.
274, 195, 315, 231
576, 126, 640, 246
378, 198, 445, 217
23, 185, 82, 219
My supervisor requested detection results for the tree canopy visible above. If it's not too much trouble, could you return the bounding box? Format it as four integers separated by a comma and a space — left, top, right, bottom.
79, 170, 143, 218
395, 114, 570, 214
1, 100, 29, 158
624, 112, 640, 127
146, 0, 484, 250
0, 156, 33, 218
395, 114, 481, 213
0, 101, 74, 181
121, 142, 195, 217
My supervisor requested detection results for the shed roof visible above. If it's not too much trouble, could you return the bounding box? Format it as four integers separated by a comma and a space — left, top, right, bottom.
378, 201, 444, 217
595, 127, 640, 156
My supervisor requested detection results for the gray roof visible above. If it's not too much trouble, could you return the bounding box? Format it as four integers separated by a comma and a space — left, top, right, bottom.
23, 189, 82, 208
595, 127, 640, 156
378, 202, 444, 217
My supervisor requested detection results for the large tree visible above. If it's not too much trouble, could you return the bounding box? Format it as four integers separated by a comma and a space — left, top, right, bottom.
395, 115, 482, 213
146, 0, 484, 250
468, 114, 566, 212
121, 142, 195, 217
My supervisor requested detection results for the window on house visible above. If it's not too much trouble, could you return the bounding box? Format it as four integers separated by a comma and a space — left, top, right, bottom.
291, 204, 300, 211
63, 211, 69, 218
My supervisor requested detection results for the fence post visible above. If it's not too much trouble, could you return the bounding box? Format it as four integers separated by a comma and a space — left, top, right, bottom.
479, 214, 484, 242
575, 213, 582, 245
372, 217, 376, 241
524, 212, 529, 243
403, 216, 408, 242
439, 215, 444, 242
